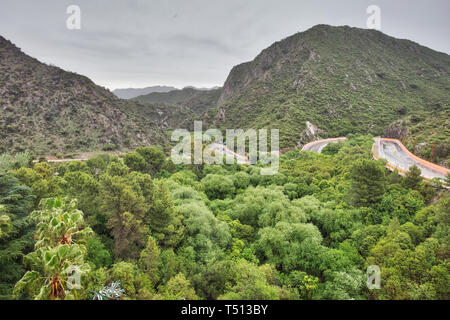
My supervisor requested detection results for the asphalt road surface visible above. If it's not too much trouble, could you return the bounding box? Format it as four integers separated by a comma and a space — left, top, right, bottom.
373, 138, 449, 181
301, 137, 347, 153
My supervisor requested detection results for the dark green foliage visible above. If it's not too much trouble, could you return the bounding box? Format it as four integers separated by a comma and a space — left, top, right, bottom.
0, 174, 34, 299
403, 165, 423, 190
349, 159, 386, 207
2, 135, 449, 300
87, 236, 112, 269
148, 180, 184, 248
201, 174, 235, 200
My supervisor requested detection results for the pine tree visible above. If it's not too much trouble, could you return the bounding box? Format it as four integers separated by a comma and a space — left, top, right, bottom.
139, 236, 160, 285
147, 180, 184, 248
403, 165, 422, 190
350, 159, 386, 207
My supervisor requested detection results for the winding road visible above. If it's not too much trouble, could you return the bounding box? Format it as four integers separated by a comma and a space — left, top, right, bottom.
303, 137, 449, 182
35, 136, 449, 183
301, 137, 347, 153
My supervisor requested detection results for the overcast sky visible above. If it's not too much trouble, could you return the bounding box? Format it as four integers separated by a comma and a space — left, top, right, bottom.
0, 0, 449, 89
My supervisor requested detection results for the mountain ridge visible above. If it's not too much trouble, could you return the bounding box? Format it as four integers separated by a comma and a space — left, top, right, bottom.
113, 86, 177, 99
0, 36, 166, 155
203, 25, 450, 164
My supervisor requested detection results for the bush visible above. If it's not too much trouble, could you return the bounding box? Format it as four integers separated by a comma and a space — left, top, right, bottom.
201, 174, 235, 200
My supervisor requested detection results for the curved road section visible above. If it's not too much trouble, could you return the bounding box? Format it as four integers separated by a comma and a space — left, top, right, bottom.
302, 136, 449, 182
372, 138, 449, 181
301, 137, 347, 153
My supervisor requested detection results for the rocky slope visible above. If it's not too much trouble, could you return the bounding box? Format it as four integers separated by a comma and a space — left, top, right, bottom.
0, 36, 166, 155
204, 25, 450, 163
133, 87, 222, 130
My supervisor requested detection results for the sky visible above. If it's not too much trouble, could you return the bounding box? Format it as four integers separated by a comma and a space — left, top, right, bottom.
0, 0, 449, 90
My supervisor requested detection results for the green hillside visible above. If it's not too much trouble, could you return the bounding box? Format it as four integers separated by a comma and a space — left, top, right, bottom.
0, 36, 166, 156
202, 25, 449, 163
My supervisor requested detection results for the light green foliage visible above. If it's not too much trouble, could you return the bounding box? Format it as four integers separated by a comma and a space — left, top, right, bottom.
286, 271, 319, 300
3, 135, 449, 300
319, 268, 367, 300
255, 222, 323, 272
123, 151, 147, 173
158, 273, 198, 300
0, 152, 32, 174
13, 162, 60, 206
177, 202, 231, 262
111, 261, 154, 299
13, 196, 93, 300
0, 205, 10, 239
218, 260, 280, 300
30, 197, 93, 249
201, 174, 235, 200
231, 171, 250, 190
227, 186, 307, 228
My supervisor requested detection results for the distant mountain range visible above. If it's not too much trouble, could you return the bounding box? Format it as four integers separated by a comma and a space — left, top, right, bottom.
112, 86, 177, 99
1, 25, 449, 163
113, 86, 221, 99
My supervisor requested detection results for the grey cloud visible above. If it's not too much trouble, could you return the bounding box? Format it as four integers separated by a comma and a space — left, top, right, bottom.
0, 0, 448, 89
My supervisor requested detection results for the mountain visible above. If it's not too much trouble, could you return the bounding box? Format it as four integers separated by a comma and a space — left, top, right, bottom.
132, 87, 222, 130
2, 25, 449, 164
0, 36, 166, 155
202, 25, 449, 163
112, 86, 177, 99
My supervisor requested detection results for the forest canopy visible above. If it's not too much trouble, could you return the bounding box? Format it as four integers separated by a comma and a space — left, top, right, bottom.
0, 139, 448, 300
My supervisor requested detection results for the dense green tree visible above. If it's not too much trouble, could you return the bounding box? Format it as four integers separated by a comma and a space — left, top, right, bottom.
136, 146, 167, 175
13, 163, 59, 206
157, 273, 198, 300
14, 197, 93, 300
148, 180, 184, 248
177, 201, 231, 262
201, 174, 235, 200
124, 152, 147, 173
0, 206, 10, 239
403, 165, 423, 190
285, 271, 319, 299
228, 186, 307, 229
231, 171, 250, 190
100, 172, 148, 259
0, 174, 34, 299
139, 236, 161, 285
86, 236, 112, 269
349, 159, 386, 207
110, 261, 154, 299
318, 268, 367, 300
218, 259, 280, 300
